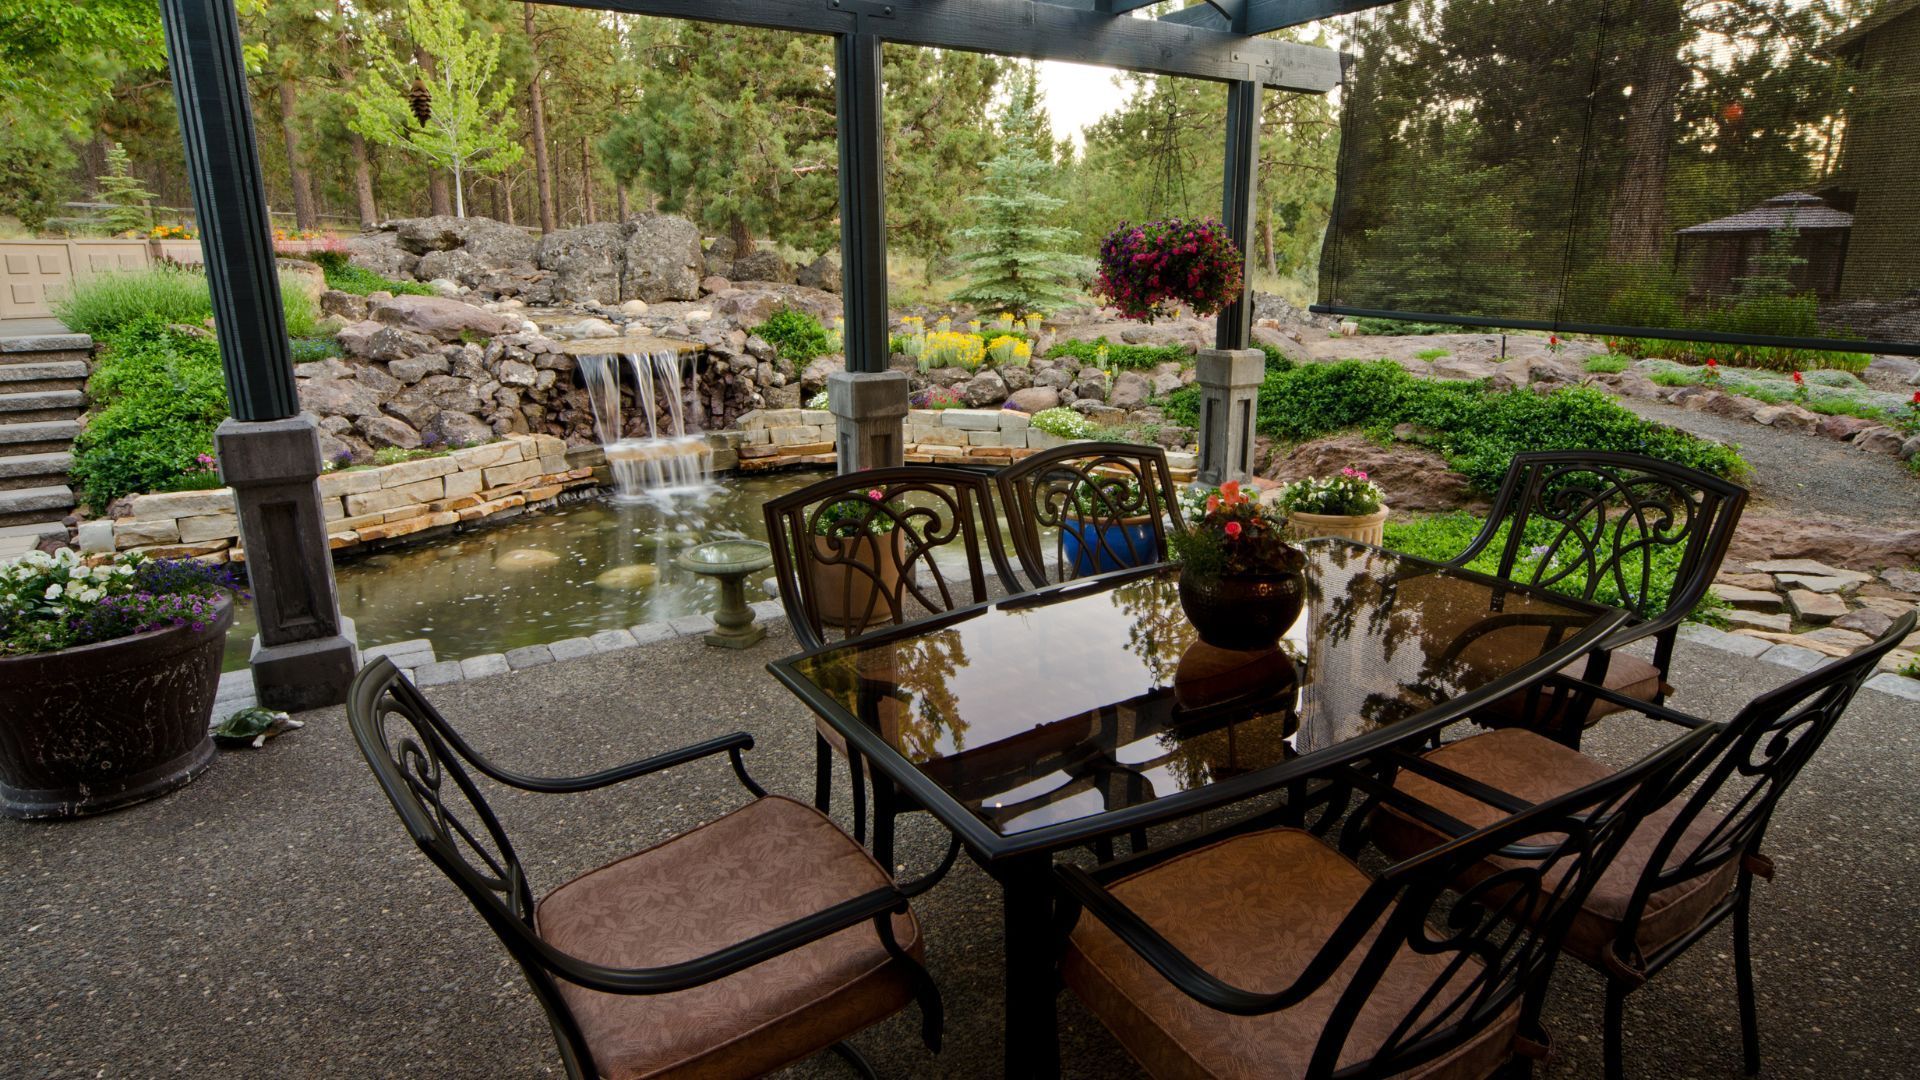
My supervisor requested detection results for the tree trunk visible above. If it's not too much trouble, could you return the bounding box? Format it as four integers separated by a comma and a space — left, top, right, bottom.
502, 175, 516, 226
730, 216, 756, 257
348, 130, 379, 227
524, 4, 558, 233
453, 160, 466, 218
1260, 209, 1277, 276
580, 138, 596, 224
1605, 0, 1685, 265
616, 184, 630, 222
276, 80, 318, 231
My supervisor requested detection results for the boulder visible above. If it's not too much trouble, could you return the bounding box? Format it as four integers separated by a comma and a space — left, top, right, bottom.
1886, 568, 1920, 593
1034, 367, 1074, 391
1817, 414, 1877, 441
335, 319, 383, 357
388, 354, 451, 385
394, 215, 473, 253
359, 326, 441, 365
1852, 426, 1907, 455
427, 411, 494, 448
1752, 403, 1819, 432
1261, 433, 1480, 513
382, 390, 441, 430
1006, 387, 1060, 413
319, 289, 369, 322
701, 275, 733, 295
800, 355, 843, 396
619, 299, 650, 317
731, 249, 792, 284
963, 369, 1009, 407
294, 357, 353, 381
354, 363, 402, 396
622, 213, 703, 302
1728, 514, 1920, 571
1903, 435, 1920, 462
703, 236, 737, 278
1108, 371, 1153, 410
369, 294, 520, 341
356, 414, 422, 450
999, 364, 1033, 392
536, 222, 627, 304
796, 255, 842, 293
343, 231, 419, 280
1072, 371, 1112, 401
299, 378, 385, 419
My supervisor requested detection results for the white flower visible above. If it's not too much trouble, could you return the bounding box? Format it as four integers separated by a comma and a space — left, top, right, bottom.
115, 564, 135, 577
69, 566, 89, 580
44, 584, 63, 600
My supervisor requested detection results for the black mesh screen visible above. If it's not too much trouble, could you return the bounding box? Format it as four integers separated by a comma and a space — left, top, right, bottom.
1316, 0, 1920, 356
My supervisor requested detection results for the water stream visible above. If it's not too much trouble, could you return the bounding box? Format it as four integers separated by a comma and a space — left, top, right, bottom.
576, 350, 714, 500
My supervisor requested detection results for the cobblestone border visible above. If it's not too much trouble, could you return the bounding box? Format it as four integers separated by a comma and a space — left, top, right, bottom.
1677, 623, 1920, 702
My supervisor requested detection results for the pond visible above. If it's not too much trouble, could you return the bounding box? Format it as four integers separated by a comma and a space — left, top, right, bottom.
220, 472, 824, 670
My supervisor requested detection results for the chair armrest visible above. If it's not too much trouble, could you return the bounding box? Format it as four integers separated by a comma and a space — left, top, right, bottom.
457, 730, 765, 796
544, 882, 910, 996
1541, 674, 1712, 729
1054, 864, 1332, 1016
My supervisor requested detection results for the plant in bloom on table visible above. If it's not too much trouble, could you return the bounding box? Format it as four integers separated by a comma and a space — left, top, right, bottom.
1276, 467, 1390, 546
1095, 217, 1245, 323
1169, 481, 1306, 650
0, 550, 246, 818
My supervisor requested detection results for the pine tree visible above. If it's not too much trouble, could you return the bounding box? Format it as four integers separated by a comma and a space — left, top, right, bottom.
949, 67, 1090, 316
96, 142, 157, 235
349, 0, 524, 218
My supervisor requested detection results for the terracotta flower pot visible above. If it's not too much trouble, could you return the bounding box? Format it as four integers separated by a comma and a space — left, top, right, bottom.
810, 529, 908, 630
0, 595, 232, 820
1284, 506, 1390, 547
1177, 568, 1305, 652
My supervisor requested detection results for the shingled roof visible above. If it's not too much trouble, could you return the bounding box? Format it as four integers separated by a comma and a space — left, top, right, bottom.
1675, 193, 1854, 236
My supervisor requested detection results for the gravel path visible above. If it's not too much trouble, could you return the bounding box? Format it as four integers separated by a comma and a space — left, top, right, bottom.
4, 629, 1917, 1078
1616, 396, 1919, 527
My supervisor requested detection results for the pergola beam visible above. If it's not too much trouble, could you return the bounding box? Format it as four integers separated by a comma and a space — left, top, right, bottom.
1162, 0, 1388, 34
547, 0, 1341, 90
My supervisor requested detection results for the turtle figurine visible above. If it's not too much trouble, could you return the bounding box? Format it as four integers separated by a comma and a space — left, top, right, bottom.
212, 706, 305, 749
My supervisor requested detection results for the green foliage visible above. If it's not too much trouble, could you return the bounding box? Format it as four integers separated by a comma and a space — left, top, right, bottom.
1031, 407, 1100, 439
1611, 335, 1870, 374
1045, 337, 1191, 372
54, 267, 320, 341
1355, 317, 1455, 336
290, 336, 343, 363
70, 318, 231, 514
1382, 511, 1727, 624
0, 0, 165, 133
0, 100, 77, 231
1414, 347, 1449, 362
371, 446, 453, 466
1162, 360, 1746, 493
751, 307, 835, 364
96, 142, 155, 235
1259, 344, 1296, 373
1584, 355, 1630, 374
311, 250, 436, 296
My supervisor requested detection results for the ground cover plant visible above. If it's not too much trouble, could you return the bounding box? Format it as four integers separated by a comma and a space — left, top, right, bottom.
1609, 335, 1870, 375
1161, 359, 1746, 494
309, 250, 435, 297
752, 306, 836, 364
55, 266, 322, 340
1045, 337, 1190, 371
1639, 358, 1910, 422
1382, 511, 1729, 626
68, 316, 231, 514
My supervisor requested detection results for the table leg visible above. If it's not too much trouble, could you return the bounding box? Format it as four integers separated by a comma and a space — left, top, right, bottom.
1000, 854, 1062, 1078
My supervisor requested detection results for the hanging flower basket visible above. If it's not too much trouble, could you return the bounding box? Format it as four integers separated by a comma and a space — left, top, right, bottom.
1094, 218, 1245, 323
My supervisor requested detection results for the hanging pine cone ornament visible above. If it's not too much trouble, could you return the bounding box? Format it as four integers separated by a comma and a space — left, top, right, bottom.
407, 79, 433, 126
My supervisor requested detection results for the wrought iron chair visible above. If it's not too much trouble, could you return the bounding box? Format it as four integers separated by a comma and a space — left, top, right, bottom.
1445, 451, 1747, 737
347, 658, 953, 1080
1053, 721, 1716, 1079
992, 441, 1186, 590
763, 465, 1023, 859
1368, 610, 1914, 1078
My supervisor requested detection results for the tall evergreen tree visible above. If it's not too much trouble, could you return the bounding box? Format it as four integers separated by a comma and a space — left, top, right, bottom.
949, 67, 1089, 315
884, 45, 1005, 278
97, 142, 157, 235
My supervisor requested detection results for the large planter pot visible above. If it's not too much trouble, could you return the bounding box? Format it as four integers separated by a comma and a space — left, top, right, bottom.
1284, 506, 1390, 547
1177, 568, 1306, 652
1060, 512, 1158, 576
0, 595, 232, 820
810, 530, 908, 630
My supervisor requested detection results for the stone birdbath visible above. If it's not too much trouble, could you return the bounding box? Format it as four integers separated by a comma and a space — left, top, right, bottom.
675, 540, 776, 649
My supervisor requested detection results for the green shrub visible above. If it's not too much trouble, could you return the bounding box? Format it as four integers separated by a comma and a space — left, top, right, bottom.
752, 306, 836, 364
55, 266, 325, 340
1383, 511, 1729, 624
70, 317, 231, 514
1162, 359, 1746, 493
1414, 347, 1449, 362
1355, 317, 1455, 336
310, 251, 435, 297
1045, 336, 1191, 371
1584, 355, 1630, 374
1031, 406, 1100, 439
1259, 344, 1295, 373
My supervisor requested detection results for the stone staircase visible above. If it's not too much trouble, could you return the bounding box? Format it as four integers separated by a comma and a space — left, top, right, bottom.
0, 331, 90, 555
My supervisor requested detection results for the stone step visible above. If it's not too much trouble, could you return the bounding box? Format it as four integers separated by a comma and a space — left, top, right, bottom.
0, 360, 89, 393
0, 390, 85, 424
0, 451, 71, 491
0, 419, 81, 454
0, 484, 74, 528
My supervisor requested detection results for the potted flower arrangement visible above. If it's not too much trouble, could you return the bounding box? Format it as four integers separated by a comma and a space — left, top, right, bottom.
0, 550, 241, 819
1276, 467, 1389, 546
1169, 481, 1306, 650
1059, 475, 1158, 576
1094, 217, 1244, 323
810, 488, 909, 628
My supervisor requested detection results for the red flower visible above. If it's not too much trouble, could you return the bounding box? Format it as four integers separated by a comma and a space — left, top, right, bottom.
1223, 520, 1243, 539
1792, 371, 1804, 384
1912, 392, 1919, 406
1706, 358, 1717, 368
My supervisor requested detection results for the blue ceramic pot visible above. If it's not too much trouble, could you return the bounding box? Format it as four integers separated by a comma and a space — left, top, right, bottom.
1060, 514, 1158, 575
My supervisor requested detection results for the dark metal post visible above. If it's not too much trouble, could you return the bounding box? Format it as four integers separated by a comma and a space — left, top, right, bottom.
828, 24, 909, 471
1214, 78, 1261, 351
160, 0, 357, 709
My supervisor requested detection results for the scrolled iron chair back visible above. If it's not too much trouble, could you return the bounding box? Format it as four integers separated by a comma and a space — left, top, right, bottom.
1316, 724, 1715, 1078
347, 659, 597, 1078
765, 466, 1021, 650
995, 442, 1185, 589
1458, 451, 1746, 625
1608, 609, 1915, 975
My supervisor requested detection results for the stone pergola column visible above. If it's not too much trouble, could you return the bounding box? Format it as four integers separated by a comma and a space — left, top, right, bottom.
1195, 349, 1263, 486
161, 0, 356, 709
829, 23, 909, 473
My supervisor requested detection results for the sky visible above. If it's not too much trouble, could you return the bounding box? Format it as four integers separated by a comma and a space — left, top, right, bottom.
1037, 61, 1129, 146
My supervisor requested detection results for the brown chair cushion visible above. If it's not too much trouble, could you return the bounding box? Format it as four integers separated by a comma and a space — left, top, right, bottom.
1372, 728, 1737, 970
1452, 625, 1666, 728
1064, 828, 1519, 1080
534, 795, 920, 1079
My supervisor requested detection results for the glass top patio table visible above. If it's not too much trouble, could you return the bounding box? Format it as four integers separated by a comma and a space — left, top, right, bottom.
769, 538, 1626, 860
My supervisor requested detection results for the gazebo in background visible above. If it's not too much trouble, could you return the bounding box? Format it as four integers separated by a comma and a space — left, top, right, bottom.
156, 0, 1354, 709
1674, 192, 1853, 300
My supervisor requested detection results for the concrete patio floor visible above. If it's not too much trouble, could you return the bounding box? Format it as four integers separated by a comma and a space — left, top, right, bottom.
4, 623, 1916, 1079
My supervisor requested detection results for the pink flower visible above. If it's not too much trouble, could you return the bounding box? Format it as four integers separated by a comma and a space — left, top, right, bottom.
1224, 520, 1243, 539
867, 489, 883, 500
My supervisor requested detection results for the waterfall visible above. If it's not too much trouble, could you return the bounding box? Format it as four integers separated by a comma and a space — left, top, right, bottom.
577, 349, 715, 501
